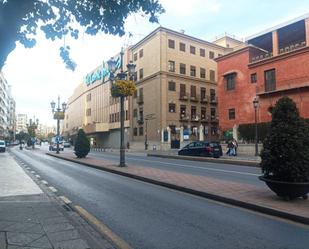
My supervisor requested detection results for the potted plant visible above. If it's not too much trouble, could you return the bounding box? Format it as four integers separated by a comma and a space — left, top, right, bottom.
259, 97, 309, 200
74, 129, 90, 158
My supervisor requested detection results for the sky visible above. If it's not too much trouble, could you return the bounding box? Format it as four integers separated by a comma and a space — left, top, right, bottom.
2, 0, 309, 126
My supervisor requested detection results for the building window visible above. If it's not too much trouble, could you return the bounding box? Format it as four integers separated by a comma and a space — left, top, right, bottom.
86, 93, 91, 101
133, 128, 138, 136
264, 69, 276, 92
251, 73, 257, 83
210, 89, 216, 102
190, 45, 196, 54
190, 85, 196, 97
86, 108, 91, 116
180, 63, 186, 75
168, 60, 175, 72
201, 107, 206, 120
209, 51, 215, 59
200, 87, 206, 99
169, 103, 176, 113
200, 48, 205, 57
190, 66, 196, 77
139, 68, 144, 80
139, 49, 143, 58
210, 70, 215, 81
229, 108, 235, 120
168, 39, 175, 49
133, 53, 138, 61
139, 126, 144, 136
125, 110, 128, 120
200, 68, 206, 79
225, 73, 236, 90
179, 42, 186, 52
168, 81, 176, 91
133, 109, 137, 117
180, 84, 186, 97
211, 108, 216, 119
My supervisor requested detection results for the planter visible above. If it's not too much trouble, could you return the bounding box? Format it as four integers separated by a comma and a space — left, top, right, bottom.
259, 176, 309, 200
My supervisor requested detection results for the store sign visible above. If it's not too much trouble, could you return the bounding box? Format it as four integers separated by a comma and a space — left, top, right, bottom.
84, 56, 122, 86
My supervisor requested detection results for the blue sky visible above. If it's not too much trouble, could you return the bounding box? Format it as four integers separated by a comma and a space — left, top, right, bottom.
2, 0, 309, 126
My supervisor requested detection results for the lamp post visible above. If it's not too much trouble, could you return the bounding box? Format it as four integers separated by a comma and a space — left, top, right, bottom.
253, 97, 259, 156
27, 117, 39, 149
107, 49, 136, 167
50, 96, 67, 154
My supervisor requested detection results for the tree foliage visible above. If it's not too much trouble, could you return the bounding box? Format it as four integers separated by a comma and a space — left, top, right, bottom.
111, 80, 136, 97
260, 97, 309, 182
0, 0, 164, 70
74, 129, 90, 158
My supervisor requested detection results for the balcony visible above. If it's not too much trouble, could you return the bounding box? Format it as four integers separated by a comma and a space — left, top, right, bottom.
201, 115, 209, 123
137, 95, 144, 105
179, 114, 189, 122
179, 93, 189, 101
278, 41, 306, 55
210, 115, 219, 123
210, 96, 218, 105
191, 115, 200, 122
190, 95, 198, 102
200, 96, 209, 104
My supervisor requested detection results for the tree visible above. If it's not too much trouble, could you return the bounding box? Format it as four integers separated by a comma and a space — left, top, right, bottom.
74, 129, 90, 158
0, 0, 164, 70
260, 97, 309, 182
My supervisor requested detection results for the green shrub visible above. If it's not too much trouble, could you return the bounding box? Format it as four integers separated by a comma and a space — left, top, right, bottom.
74, 129, 90, 158
260, 97, 309, 182
238, 122, 270, 143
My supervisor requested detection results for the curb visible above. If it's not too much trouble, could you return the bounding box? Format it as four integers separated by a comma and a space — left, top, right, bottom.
147, 153, 260, 167
46, 153, 309, 226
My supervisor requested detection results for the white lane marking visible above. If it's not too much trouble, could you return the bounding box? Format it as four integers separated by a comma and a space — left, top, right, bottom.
41, 180, 48, 185
35, 174, 41, 178
31, 171, 36, 174
49, 186, 58, 192
98, 154, 260, 176
59, 196, 72, 204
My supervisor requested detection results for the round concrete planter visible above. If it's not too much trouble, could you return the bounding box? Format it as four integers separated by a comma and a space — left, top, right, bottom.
259, 176, 309, 200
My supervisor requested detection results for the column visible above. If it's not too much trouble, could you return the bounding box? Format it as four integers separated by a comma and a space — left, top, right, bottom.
272, 30, 279, 56
305, 18, 309, 46
199, 125, 204, 141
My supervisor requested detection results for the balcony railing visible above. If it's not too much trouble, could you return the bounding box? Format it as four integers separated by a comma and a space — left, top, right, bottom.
201, 115, 209, 123
250, 41, 307, 63
179, 93, 189, 101
210, 96, 218, 104
190, 95, 198, 102
210, 115, 219, 123
191, 115, 200, 122
200, 96, 209, 103
179, 114, 189, 121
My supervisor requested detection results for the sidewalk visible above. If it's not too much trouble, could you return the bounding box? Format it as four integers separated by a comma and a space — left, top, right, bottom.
47, 151, 309, 225
0, 152, 114, 249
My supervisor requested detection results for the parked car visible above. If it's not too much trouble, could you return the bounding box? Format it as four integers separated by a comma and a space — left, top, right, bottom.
0, 140, 6, 152
63, 142, 71, 148
178, 141, 222, 158
49, 142, 64, 151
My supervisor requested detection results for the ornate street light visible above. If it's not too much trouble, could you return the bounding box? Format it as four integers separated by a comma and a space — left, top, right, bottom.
107, 49, 136, 167
50, 96, 66, 154
253, 96, 259, 156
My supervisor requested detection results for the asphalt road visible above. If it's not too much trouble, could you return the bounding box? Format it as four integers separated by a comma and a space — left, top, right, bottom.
11, 147, 309, 249
89, 149, 262, 186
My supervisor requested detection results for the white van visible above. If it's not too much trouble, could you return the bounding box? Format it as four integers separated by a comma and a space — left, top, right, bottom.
0, 140, 6, 152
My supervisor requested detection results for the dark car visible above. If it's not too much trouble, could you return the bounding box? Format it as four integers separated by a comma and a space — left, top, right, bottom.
178, 141, 222, 158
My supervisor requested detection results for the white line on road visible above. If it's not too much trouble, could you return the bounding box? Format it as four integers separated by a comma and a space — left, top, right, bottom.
30, 171, 35, 174
48, 186, 58, 192
98, 154, 260, 176
41, 180, 48, 185
35, 174, 41, 178
59, 196, 72, 204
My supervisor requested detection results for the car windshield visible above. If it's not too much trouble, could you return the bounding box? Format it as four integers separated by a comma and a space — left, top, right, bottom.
0, 141, 5, 145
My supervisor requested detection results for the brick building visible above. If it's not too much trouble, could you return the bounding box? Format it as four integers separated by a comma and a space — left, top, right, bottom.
216, 14, 309, 137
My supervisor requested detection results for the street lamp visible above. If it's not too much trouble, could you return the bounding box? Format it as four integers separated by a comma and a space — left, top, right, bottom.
50, 96, 66, 154
253, 96, 259, 156
107, 49, 136, 167
27, 117, 39, 149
